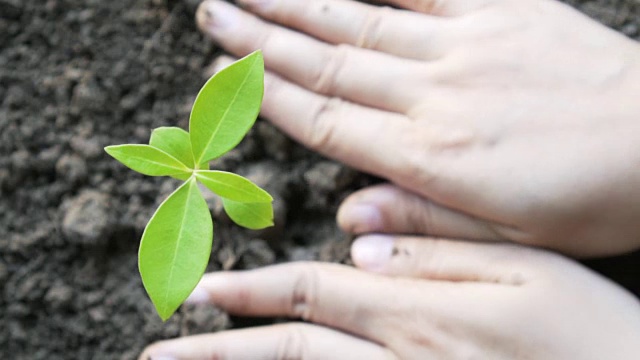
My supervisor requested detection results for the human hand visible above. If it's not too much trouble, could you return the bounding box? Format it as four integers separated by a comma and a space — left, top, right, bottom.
139, 236, 640, 359
195, 0, 640, 257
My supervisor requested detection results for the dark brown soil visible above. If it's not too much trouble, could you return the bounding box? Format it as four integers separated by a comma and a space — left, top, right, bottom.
1, 0, 639, 359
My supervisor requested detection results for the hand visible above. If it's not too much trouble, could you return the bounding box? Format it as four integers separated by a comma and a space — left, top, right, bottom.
139, 236, 640, 359
195, 0, 640, 257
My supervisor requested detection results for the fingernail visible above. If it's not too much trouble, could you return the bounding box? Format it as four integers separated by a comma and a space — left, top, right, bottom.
198, 0, 237, 30
340, 204, 382, 233
351, 235, 394, 272
184, 286, 209, 304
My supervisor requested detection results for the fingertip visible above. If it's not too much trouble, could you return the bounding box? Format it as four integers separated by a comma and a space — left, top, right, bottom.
350, 235, 395, 273
138, 342, 177, 360
195, 0, 215, 32
338, 185, 396, 232
184, 285, 210, 305
337, 202, 383, 234
196, 0, 239, 37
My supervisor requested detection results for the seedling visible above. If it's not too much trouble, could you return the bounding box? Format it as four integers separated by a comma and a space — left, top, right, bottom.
105, 51, 272, 321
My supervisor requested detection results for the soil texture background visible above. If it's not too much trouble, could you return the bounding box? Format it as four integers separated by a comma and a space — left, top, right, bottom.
1, 0, 639, 359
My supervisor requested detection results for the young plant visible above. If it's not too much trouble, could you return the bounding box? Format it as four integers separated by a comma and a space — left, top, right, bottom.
104, 51, 272, 321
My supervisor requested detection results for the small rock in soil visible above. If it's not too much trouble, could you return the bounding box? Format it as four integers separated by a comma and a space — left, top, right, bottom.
3, 84, 28, 108
15, 272, 48, 302
71, 75, 108, 113
8, 322, 27, 342
62, 190, 111, 246
56, 154, 88, 184
304, 161, 356, 192
88, 306, 108, 323
70, 136, 103, 159
44, 283, 74, 311
34, 146, 62, 174
240, 238, 276, 269
180, 304, 231, 336
10, 149, 30, 175
304, 161, 357, 209
7, 303, 30, 319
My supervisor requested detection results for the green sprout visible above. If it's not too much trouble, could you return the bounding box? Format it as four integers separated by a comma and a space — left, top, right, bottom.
104, 51, 272, 321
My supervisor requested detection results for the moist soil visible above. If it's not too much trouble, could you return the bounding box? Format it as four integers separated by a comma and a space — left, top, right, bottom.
1, 0, 639, 359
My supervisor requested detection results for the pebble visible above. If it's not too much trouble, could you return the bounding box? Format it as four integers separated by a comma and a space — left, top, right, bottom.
44, 284, 74, 310
62, 191, 111, 246
304, 161, 355, 192
55, 154, 88, 184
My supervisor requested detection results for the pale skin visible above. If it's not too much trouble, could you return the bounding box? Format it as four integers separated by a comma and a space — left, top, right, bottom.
195, 0, 640, 258
139, 0, 640, 358
139, 236, 640, 359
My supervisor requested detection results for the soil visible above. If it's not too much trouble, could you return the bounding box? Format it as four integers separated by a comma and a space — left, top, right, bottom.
1, 0, 639, 359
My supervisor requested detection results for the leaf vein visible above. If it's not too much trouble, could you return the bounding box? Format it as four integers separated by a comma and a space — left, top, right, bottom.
161, 179, 194, 316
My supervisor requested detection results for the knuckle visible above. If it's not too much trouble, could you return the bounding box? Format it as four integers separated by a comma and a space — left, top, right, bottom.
306, 97, 343, 151
276, 324, 311, 360
254, 25, 276, 55
290, 263, 320, 321
356, 7, 389, 50
310, 44, 350, 94
413, 199, 438, 235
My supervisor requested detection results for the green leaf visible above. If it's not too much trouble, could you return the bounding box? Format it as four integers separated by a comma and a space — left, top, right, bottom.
105, 144, 192, 180
199, 161, 210, 171
190, 50, 264, 164
139, 177, 213, 321
222, 198, 273, 230
195, 170, 272, 203
149, 127, 195, 169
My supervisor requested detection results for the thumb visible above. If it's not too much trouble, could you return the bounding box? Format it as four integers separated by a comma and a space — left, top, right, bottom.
351, 235, 538, 285
337, 184, 507, 241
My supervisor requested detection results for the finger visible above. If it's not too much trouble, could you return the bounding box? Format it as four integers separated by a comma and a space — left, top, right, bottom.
184, 262, 415, 344
139, 323, 394, 360
338, 183, 509, 241
236, 0, 450, 60
210, 56, 427, 184
351, 235, 537, 285
378, 0, 497, 16
196, 0, 423, 113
